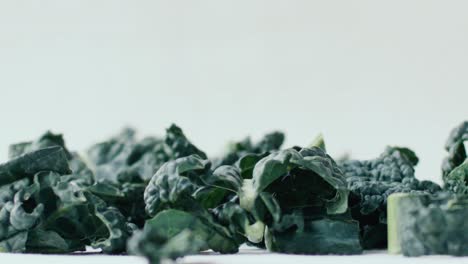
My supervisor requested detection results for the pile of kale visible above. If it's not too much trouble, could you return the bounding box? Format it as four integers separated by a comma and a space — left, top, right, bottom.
0, 121, 467, 262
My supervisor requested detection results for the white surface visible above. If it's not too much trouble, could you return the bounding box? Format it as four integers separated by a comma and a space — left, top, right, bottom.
0, 1, 467, 184
1, 247, 467, 264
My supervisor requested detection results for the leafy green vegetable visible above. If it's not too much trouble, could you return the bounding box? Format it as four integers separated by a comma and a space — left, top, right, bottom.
442, 121, 467, 176
214, 131, 284, 168
0, 147, 71, 186
387, 192, 468, 256
265, 216, 361, 255
250, 147, 349, 215
340, 146, 441, 249
88, 181, 147, 227
24, 229, 69, 253
445, 160, 468, 194
7, 131, 93, 187
144, 155, 209, 216
0, 132, 134, 254
442, 121, 468, 194
0, 189, 44, 253
8, 131, 72, 160
87, 124, 206, 184
144, 209, 238, 253
2, 122, 468, 261
143, 155, 243, 253
204, 147, 362, 254
128, 215, 202, 264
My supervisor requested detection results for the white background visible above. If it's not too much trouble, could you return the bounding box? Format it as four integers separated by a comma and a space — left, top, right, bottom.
1, 1, 468, 184
0, 1, 468, 263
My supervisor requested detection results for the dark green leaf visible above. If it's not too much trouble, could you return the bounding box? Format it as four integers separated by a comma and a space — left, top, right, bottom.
0, 147, 71, 186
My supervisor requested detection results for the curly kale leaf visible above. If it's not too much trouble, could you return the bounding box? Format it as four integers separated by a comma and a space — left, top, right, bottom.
1, 140, 132, 253
0, 146, 76, 253
340, 146, 441, 249
442, 121, 468, 193
249, 147, 360, 254
32, 175, 133, 253
8, 131, 72, 160
205, 147, 359, 254
86, 128, 138, 183
123, 124, 206, 182
144, 155, 210, 217
1, 128, 209, 255
85, 193, 134, 253
388, 192, 468, 256
0, 189, 44, 252
88, 181, 147, 227
442, 121, 467, 176
445, 160, 468, 194
212, 200, 264, 245
0, 147, 71, 186
0, 179, 30, 208
32, 170, 134, 253
214, 131, 284, 168
248, 147, 349, 216
7, 131, 93, 187
87, 124, 206, 183
128, 214, 202, 264
165, 124, 207, 160
143, 156, 244, 254
143, 209, 239, 254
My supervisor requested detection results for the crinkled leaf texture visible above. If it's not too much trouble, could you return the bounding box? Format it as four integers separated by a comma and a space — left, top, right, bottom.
144, 155, 210, 217
88, 181, 147, 228
442, 121, 468, 176
445, 160, 468, 194
0, 190, 44, 253
143, 155, 242, 254
86, 124, 206, 184
0, 146, 71, 186
0, 132, 133, 254
0, 146, 72, 253
147, 209, 238, 253
8, 131, 72, 160
206, 147, 361, 254
249, 147, 349, 216
442, 121, 468, 193
213, 131, 284, 168
340, 146, 441, 249
128, 208, 240, 264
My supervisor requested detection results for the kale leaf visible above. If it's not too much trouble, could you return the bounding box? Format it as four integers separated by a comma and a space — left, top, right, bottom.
213, 131, 284, 168
142, 155, 243, 254
127, 210, 203, 264
3, 123, 467, 260
87, 124, 206, 184
340, 146, 441, 249
204, 147, 362, 254
0, 132, 133, 254
442, 121, 468, 194
0, 147, 71, 186
388, 192, 468, 256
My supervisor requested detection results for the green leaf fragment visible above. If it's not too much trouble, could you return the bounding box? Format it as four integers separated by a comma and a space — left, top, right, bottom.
388, 192, 468, 256
0, 147, 71, 186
